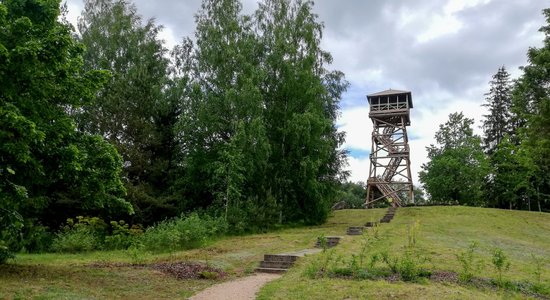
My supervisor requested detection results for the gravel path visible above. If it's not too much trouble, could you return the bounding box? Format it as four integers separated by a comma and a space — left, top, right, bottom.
189, 273, 281, 300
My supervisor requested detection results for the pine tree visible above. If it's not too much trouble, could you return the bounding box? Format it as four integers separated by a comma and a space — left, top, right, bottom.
482, 66, 513, 154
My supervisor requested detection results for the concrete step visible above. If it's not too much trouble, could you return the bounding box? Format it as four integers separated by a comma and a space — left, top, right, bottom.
365, 221, 378, 227
315, 237, 340, 248
255, 267, 288, 274
263, 254, 299, 263
259, 260, 294, 269
347, 226, 364, 235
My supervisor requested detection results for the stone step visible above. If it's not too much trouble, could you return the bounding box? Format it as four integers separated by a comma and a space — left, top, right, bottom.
346, 226, 363, 235
259, 260, 294, 269
380, 219, 391, 223
315, 239, 340, 248
364, 221, 378, 227
255, 267, 288, 274
263, 254, 299, 263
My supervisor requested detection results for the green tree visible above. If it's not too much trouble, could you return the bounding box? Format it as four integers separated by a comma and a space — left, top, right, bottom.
177, 0, 274, 230
256, 0, 348, 224
76, 0, 176, 224
512, 8, 550, 212
486, 136, 535, 209
481, 66, 514, 153
420, 112, 488, 205
0, 0, 129, 261
336, 182, 366, 208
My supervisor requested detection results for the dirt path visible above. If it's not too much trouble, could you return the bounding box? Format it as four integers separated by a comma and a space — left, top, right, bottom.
189, 273, 281, 300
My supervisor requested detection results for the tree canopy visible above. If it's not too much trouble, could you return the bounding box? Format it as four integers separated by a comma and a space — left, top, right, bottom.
0, 0, 130, 261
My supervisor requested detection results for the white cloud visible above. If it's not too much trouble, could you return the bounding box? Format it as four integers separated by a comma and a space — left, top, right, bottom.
337, 106, 372, 151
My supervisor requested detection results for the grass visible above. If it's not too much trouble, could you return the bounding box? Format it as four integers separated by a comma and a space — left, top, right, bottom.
257, 207, 550, 299
1, 206, 549, 299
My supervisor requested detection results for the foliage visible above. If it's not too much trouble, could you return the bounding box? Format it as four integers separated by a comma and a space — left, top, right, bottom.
485, 136, 535, 209
19, 224, 54, 253
407, 220, 420, 248
420, 112, 489, 205
51, 217, 107, 252
511, 8, 550, 212
140, 213, 227, 253
336, 181, 366, 208
51, 216, 143, 252
491, 247, 511, 285
77, 0, 176, 225
255, 0, 349, 224
175, 0, 348, 229
380, 250, 430, 282
455, 241, 482, 282
0, 0, 130, 262
482, 66, 515, 153
530, 254, 544, 284
104, 221, 143, 250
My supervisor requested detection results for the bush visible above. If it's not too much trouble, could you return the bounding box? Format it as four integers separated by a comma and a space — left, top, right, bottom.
491, 247, 511, 286
141, 213, 227, 253
381, 250, 430, 282
456, 241, 482, 282
0, 240, 14, 264
21, 224, 54, 253
104, 221, 143, 250
51, 216, 107, 253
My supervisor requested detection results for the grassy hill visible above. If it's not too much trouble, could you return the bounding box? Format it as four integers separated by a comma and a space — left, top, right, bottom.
1, 206, 549, 299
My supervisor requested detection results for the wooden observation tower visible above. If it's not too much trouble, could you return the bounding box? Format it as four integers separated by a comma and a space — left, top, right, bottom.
365, 89, 413, 207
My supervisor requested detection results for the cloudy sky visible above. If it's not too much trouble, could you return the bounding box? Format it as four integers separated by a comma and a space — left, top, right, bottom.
65, 0, 547, 185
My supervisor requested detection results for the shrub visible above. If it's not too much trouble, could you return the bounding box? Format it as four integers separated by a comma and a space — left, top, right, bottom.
491, 247, 511, 286
0, 240, 14, 264
51, 216, 107, 253
456, 241, 482, 282
51, 227, 99, 252
104, 221, 143, 250
21, 224, 54, 253
381, 250, 430, 282
141, 213, 227, 253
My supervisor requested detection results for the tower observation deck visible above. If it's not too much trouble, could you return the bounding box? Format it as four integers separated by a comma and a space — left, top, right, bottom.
365, 89, 413, 207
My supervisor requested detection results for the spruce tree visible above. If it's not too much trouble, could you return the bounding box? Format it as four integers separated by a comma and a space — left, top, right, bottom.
481, 66, 513, 154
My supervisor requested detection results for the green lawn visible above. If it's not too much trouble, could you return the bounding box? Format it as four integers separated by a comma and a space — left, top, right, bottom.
1, 207, 549, 299
258, 207, 550, 299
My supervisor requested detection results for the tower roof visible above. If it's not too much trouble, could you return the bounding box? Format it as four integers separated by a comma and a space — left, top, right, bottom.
367, 89, 413, 108
367, 89, 411, 97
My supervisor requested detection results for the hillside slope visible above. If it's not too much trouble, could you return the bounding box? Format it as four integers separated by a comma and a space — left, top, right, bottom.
258, 206, 550, 299
1, 207, 548, 299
